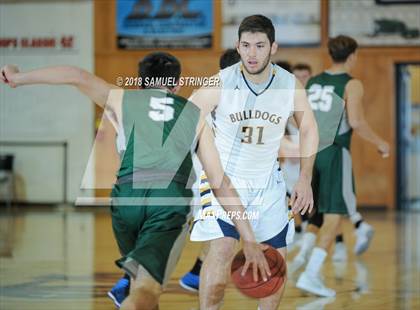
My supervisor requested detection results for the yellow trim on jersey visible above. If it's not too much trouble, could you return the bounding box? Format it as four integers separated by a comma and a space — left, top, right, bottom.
288, 210, 294, 221
201, 197, 212, 206
199, 184, 210, 193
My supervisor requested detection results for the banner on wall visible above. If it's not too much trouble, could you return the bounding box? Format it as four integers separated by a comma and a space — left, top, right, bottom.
222, 0, 321, 48
330, 0, 420, 46
117, 0, 213, 49
0, 35, 75, 53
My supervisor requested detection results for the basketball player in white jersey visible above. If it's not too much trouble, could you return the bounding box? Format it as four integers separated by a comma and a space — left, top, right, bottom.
189, 15, 319, 310
179, 48, 241, 292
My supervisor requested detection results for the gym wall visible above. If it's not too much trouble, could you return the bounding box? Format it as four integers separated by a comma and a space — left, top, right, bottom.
0, 0, 94, 203
93, 0, 420, 209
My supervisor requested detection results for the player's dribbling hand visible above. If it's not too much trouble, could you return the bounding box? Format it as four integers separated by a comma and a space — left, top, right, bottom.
377, 140, 390, 158
1, 65, 19, 88
241, 241, 271, 282
290, 176, 314, 215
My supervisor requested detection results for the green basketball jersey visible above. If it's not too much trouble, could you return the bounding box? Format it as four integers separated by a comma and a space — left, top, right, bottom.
117, 89, 200, 187
306, 72, 353, 150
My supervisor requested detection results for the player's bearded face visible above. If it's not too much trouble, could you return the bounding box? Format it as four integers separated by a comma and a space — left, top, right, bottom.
237, 32, 274, 75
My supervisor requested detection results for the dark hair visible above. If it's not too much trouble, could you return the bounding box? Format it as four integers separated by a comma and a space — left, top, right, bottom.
292, 63, 312, 73
238, 15, 275, 45
328, 35, 358, 63
219, 49, 240, 69
138, 52, 181, 88
275, 61, 292, 73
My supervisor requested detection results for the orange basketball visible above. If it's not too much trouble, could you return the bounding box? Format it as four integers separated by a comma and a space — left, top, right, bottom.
231, 246, 286, 299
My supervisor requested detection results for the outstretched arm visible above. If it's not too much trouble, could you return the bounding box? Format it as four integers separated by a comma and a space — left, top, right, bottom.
345, 79, 389, 157
1, 64, 122, 131
291, 79, 319, 215
1, 64, 116, 109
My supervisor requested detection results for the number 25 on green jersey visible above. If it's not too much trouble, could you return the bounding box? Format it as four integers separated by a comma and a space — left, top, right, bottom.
307, 84, 335, 112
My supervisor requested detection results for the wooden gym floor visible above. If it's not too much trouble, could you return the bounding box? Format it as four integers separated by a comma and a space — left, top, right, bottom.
0, 206, 419, 310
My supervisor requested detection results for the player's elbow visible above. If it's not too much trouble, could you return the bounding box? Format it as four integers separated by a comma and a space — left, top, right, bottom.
349, 118, 361, 130
204, 171, 225, 194
68, 66, 90, 87
209, 175, 232, 198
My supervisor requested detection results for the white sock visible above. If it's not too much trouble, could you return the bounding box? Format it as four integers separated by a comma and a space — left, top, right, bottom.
305, 247, 327, 276
296, 232, 316, 259
350, 212, 363, 225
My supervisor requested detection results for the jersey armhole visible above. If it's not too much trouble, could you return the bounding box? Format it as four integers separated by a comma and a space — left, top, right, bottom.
104, 89, 124, 135
194, 140, 200, 153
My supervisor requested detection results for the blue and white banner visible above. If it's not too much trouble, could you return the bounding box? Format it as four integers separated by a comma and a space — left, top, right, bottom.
117, 0, 213, 49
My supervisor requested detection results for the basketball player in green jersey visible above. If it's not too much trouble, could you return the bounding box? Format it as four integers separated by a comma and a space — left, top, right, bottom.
289, 61, 377, 263
1, 52, 270, 310
295, 35, 390, 297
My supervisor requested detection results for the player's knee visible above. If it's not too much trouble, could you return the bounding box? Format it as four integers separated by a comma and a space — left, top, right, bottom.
130, 265, 162, 297
124, 286, 161, 310
206, 281, 228, 301
120, 301, 136, 310
324, 214, 342, 229
308, 211, 324, 228
133, 279, 162, 297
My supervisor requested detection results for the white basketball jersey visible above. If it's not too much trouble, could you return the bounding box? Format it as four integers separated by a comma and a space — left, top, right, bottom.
213, 63, 295, 180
